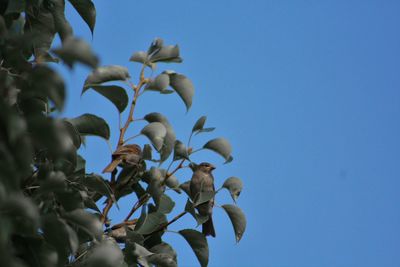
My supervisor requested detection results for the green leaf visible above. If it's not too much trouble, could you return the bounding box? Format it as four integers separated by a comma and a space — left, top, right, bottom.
68, 0, 96, 34
194, 191, 215, 207
149, 242, 177, 263
149, 45, 182, 63
203, 137, 232, 163
195, 127, 216, 135
63, 209, 103, 240
145, 74, 170, 92
129, 51, 148, 64
135, 210, 167, 235
86, 238, 125, 267
192, 116, 206, 133
83, 174, 115, 201
168, 73, 194, 111
157, 194, 175, 214
63, 120, 82, 148
42, 215, 79, 257
39, 171, 67, 194
5, 0, 25, 14
164, 174, 181, 193
179, 229, 209, 267
144, 113, 176, 162
51, 0, 73, 42
142, 144, 153, 160
29, 65, 65, 111
179, 181, 191, 197
173, 140, 188, 160
222, 177, 243, 203
82, 85, 128, 113
68, 113, 110, 139
147, 253, 177, 267
221, 204, 246, 243
52, 38, 99, 69
83, 65, 130, 88
141, 122, 167, 152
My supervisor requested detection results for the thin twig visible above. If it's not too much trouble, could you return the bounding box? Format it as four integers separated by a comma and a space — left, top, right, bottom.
110, 219, 138, 230
124, 193, 150, 221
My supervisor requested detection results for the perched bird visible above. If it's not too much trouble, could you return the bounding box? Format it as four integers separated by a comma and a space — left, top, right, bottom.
102, 144, 142, 173
190, 162, 216, 237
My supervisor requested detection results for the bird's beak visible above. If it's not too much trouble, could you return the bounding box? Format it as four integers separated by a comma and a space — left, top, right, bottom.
210, 164, 216, 171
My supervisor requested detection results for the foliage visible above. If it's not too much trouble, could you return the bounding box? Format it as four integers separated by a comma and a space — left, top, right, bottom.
0, 1, 246, 266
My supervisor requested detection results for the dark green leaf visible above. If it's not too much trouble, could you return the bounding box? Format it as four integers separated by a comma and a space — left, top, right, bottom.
194, 191, 215, 207
83, 174, 114, 200
86, 238, 125, 267
168, 73, 194, 111
179, 229, 209, 267
68, 0, 96, 34
145, 74, 170, 91
51, 0, 73, 42
39, 170, 67, 194
63, 120, 82, 148
157, 194, 175, 214
68, 113, 110, 139
185, 199, 209, 226
52, 38, 99, 68
192, 116, 206, 133
82, 85, 128, 113
173, 140, 188, 160
203, 137, 232, 163
63, 209, 103, 240
83, 65, 130, 88
222, 177, 243, 203
42, 215, 79, 257
135, 210, 166, 235
142, 144, 153, 160
221, 204, 246, 243
141, 122, 167, 151
179, 181, 191, 197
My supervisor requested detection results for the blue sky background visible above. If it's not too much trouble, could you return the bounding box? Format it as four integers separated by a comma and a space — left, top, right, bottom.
58, 1, 400, 266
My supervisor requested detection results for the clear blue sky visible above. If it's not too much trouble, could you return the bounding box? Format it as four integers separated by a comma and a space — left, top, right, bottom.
59, 1, 400, 266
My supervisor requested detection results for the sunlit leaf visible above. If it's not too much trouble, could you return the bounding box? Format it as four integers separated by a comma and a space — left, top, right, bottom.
222, 176, 243, 203
203, 137, 232, 163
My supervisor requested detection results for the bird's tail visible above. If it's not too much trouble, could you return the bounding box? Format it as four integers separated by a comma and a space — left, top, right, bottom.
202, 216, 216, 237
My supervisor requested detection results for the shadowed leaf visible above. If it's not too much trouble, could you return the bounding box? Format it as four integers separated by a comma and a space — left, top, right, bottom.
141, 122, 167, 152
63, 209, 103, 240
179, 229, 208, 267
157, 194, 175, 214
84, 65, 130, 88
53, 38, 99, 68
222, 204, 246, 243
68, 113, 110, 139
168, 73, 194, 111
68, 0, 96, 34
82, 85, 128, 113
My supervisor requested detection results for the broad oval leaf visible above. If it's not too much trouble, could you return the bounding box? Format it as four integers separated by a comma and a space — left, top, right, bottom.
130, 51, 148, 64
145, 74, 170, 92
203, 137, 232, 162
157, 194, 175, 214
141, 122, 167, 152
68, 0, 96, 34
63, 209, 103, 240
135, 210, 167, 235
222, 176, 243, 203
179, 229, 209, 267
68, 113, 110, 139
84, 65, 130, 88
82, 85, 128, 113
53, 38, 99, 69
222, 204, 246, 243
168, 73, 194, 111
87, 238, 125, 267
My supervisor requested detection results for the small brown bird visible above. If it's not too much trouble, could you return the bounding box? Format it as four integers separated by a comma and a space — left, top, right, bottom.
190, 162, 216, 237
102, 144, 142, 173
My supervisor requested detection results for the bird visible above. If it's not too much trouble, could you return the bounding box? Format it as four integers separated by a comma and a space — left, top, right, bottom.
190, 162, 216, 237
102, 144, 142, 173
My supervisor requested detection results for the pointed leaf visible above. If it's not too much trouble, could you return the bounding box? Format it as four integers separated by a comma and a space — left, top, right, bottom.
84, 65, 130, 88
82, 85, 128, 113
141, 122, 167, 151
221, 204, 246, 243
192, 116, 206, 133
145, 74, 170, 91
203, 137, 232, 162
195, 127, 216, 135
68, 113, 110, 139
142, 144, 153, 160
222, 177, 243, 203
179, 229, 208, 267
68, 0, 96, 34
168, 73, 194, 111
